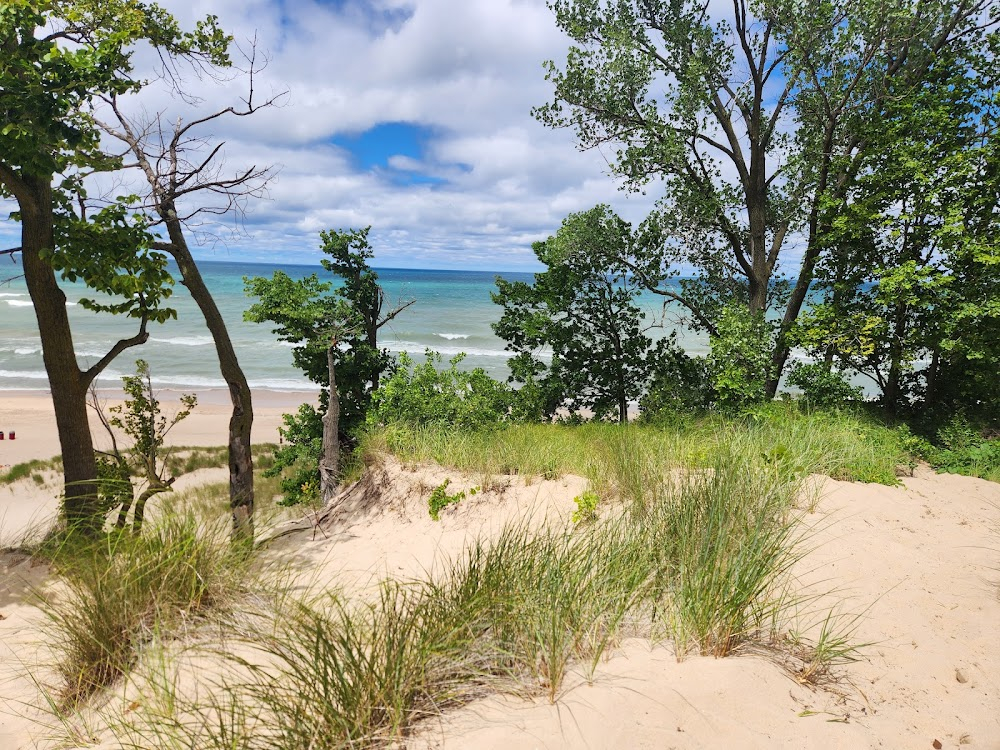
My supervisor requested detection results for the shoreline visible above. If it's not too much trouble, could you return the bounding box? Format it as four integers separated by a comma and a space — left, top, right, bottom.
0, 388, 318, 469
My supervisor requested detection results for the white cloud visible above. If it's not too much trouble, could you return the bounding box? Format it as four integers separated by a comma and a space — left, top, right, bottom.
2, 0, 665, 271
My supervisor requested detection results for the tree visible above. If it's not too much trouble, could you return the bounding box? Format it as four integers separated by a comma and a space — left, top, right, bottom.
90, 360, 197, 533
790, 30, 1000, 416
0, 1, 229, 534
535, 0, 997, 397
244, 229, 412, 504
493, 205, 662, 423
96, 41, 280, 545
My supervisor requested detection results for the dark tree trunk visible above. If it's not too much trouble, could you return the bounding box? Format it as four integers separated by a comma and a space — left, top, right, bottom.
319, 344, 341, 504
162, 207, 255, 544
19, 177, 101, 534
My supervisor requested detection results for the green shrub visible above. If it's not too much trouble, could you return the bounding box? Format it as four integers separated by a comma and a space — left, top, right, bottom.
707, 305, 774, 410
786, 363, 863, 408
368, 351, 514, 431
428, 479, 476, 520
571, 490, 600, 524
639, 341, 711, 419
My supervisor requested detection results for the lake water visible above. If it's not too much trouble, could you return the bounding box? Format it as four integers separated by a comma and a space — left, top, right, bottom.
1, 260, 711, 393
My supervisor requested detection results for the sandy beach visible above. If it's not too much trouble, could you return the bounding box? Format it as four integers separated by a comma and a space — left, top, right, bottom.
0, 389, 315, 544
0, 400, 998, 748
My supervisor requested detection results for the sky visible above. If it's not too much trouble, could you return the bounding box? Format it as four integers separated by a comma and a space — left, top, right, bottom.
2, 0, 666, 272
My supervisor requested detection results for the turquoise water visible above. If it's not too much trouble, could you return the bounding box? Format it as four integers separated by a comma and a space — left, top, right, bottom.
0, 260, 711, 393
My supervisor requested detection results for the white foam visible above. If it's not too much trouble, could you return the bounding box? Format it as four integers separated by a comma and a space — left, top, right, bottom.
384, 340, 518, 359
150, 336, 215, 347
5, 300, 32, 307
0, 293, 24, 298
435, 333, 470, 340
0, 369, 49, 380
14, 347, 39, 356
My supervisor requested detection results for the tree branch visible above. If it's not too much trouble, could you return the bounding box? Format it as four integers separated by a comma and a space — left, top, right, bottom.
81, 313, 150, 389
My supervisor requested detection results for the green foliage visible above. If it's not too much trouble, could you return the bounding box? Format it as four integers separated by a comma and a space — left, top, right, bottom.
427, 479, 477, 521
571, 490, 599, 524
261, 403, 324, 508
786, 363, 863, 409
920, 416, 1000, 482
493, 205, 663, 422
245, 227, 405, 440
94, 360, 196, 529
707, 306, 773, 411
368, 351, 514, 432
639, 338, 712, 419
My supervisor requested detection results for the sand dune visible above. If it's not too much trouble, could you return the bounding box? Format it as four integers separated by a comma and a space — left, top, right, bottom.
0, 394, 998, 749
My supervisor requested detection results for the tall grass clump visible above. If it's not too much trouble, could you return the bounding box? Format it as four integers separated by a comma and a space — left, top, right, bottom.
111, 450, 824, 750
645, 461, 803, 655
37, 513, 257, 709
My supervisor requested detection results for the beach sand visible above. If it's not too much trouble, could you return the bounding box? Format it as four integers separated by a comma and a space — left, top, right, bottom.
0, 389, 314, 544
0, 405, 998, 748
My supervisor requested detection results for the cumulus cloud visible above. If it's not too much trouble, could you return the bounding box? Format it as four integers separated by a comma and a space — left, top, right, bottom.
1, 0, 667, 270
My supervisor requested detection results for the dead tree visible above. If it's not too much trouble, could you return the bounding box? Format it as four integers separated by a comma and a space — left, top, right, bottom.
96, 40, 284, 545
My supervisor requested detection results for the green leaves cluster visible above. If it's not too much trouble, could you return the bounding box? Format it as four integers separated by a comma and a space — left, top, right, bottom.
368, 352, 515, 432
493, 205, 663, 423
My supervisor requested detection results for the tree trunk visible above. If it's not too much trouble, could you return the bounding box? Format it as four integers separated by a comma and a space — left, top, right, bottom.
883, 304, 907, 417
20, 177, 101, 535
162, 207, 255, 544
319, 344, 341, 504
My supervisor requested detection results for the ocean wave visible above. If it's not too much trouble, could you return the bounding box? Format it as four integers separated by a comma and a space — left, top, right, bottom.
0, 369, 50, 380
384, 340, 517, 359
150, 336, 215, 347
5, 300, 32, 307
435, 333, 470, 340
14, 347, 40, 356
0, 293, 24, 298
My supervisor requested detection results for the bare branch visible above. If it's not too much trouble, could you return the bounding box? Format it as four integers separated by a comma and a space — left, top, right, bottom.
81, 313, 150, 390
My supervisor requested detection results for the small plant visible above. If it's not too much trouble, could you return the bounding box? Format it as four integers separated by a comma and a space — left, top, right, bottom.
427, 479, 473, 520
571, 490, 599, 524
90, 360, 197, 533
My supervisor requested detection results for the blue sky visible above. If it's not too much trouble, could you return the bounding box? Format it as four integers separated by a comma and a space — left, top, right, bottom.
2, 0, 660, 272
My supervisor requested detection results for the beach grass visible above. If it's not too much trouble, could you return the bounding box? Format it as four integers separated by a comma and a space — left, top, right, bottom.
364, 403, 908, 489
0, 457, 62, 485
33, 511, 260, 710
89, 447, 848, 749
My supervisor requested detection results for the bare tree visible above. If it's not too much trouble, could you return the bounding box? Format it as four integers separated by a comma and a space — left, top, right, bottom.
96, 40, 284, 544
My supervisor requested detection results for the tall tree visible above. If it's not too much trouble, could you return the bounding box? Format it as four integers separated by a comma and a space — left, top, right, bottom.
245, 229, 412, 504
0, 1, 229, 533
493, 205, 662, 423
535, 0, 997, 397
96, 43, 280, 544
791, 35, 1000, 416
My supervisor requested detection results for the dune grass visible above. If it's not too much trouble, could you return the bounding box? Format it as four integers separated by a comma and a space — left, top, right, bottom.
92, 443, 856, 750
364, 403, 909, 490
34, 513, 259, 710
24, 420, 870, 747
0, 457, 62, 485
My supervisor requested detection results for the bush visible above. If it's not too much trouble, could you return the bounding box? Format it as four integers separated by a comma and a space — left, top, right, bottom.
707, 306, 774, 411
639, 339, 711, 419
428, 479, 476, 520
786, 363, 863, 408
265, 403, 325, 507
367, 351, 514, 431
